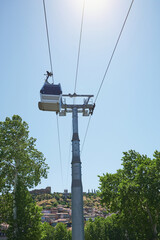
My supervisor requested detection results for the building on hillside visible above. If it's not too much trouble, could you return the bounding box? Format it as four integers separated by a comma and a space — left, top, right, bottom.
87, 189, 97, 194
42, 209, 52, 214
63, 189, 69, 199
30, 186, 51, 195
55, 212, 70, 220
41, 213, 56, 224
51, 219, 71, 227
57, 205, 64, 213
62, 208, 71, 215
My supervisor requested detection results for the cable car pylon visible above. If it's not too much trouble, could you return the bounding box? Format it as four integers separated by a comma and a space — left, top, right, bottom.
38, 77, 95, 240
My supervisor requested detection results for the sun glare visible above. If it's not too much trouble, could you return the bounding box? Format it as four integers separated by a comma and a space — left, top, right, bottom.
76, 0, 109, 17
86, 0, 108, 15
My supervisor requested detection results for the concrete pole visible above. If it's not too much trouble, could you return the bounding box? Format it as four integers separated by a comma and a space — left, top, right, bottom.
71, 107, 84, 240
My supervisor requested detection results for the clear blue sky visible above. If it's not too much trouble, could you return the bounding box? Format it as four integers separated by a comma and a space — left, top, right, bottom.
0, 0, 160, 193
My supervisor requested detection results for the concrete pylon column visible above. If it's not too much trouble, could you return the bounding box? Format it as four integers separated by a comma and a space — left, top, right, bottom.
71, 107, 84, 240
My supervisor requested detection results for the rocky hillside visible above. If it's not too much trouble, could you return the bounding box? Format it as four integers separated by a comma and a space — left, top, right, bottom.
32, 192, 106, 213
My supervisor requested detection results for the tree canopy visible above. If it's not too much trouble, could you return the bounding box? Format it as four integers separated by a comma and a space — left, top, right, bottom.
85, 215, 125, 240
99, 150, 160, 240
6, 178, 43, 240
0, 115, 49, 193
41, 222, 71, 240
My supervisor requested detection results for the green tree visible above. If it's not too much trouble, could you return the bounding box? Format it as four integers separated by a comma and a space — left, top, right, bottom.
6, 178, 43, 240
84, 215, 125, 240
85, 219, 96, 240
41, 222, 55, 240
67, 229, 72, 240
54, 223, 68, 240
85, 218, 107, 240
99, 150, 160, 240
0, 115, 49, 237
0, 115, 49, 193
104, 214, 125, 240
41, 222, 71, 240
0, 192, 12, 225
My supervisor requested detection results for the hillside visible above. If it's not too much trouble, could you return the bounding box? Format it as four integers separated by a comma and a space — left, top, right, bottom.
32, 192, 106, 213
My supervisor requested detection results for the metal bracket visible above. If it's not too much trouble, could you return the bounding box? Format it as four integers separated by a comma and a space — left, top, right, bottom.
59, 93, 95, 116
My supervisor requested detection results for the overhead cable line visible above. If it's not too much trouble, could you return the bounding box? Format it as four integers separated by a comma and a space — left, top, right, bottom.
74, 0, 86, 93
94, 0, 135, 103
65, 0, 86, 188
81, 0, 135, 155
43, 0, 54, 83
81, 115, 91, 154
43, 0, 64, 189
68, 0, 86, 172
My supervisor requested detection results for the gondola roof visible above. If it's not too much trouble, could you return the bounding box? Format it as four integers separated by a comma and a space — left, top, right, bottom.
40, 82, 62, 95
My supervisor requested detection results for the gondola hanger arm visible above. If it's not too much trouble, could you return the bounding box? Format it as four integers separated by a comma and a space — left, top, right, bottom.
44, 71, 53, 82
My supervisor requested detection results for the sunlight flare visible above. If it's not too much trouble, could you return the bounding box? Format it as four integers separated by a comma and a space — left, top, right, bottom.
73, 0, 110, 19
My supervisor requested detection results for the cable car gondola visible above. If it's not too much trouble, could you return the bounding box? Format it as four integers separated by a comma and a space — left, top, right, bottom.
38, 74, 62, 112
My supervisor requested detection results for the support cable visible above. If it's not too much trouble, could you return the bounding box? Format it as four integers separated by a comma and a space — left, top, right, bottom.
81, 115, 91, 155
81, 0, 135, 155
43, 0, 64, 189
94, 0, 135, 103
56, 115, 64, 189
43, 0, 54, 83
74, 0, 86, 93
68, 0, 86, 185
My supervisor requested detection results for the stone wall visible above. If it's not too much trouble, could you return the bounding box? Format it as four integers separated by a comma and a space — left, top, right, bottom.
30, 187, 51, 195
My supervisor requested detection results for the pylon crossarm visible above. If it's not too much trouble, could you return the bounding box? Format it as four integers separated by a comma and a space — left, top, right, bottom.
60, 103, 95, 116
61, 103, 94, 110
62, 93, 94, 98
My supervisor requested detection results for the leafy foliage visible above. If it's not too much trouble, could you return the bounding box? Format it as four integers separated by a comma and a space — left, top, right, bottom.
5, 178, 43, 240
0, 192, 12, 225
0, 115, 49, 238
99, 150, 160, 240
0, 115, 49, 193
85, 215, 125, 240
54, 222, 68, 240
41, 222, 71, 240
41, 222, 55, 240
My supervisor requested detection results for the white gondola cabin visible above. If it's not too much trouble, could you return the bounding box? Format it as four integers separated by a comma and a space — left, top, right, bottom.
38, 82, 62, 112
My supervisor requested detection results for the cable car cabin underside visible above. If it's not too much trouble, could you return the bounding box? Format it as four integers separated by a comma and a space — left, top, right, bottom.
38, 82, 62, 112
38, 101, 60, 112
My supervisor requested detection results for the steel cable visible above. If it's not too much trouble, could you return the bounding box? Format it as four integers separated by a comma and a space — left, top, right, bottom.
81, 0, 135, 155
94, 0, 135, 103
43, 0, 54, 83
74, 0, 86, 93
43, 0, 64, 189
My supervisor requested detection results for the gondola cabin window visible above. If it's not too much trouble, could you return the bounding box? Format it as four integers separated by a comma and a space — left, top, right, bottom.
39, 82, 62, 112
